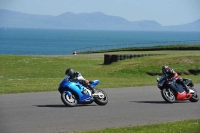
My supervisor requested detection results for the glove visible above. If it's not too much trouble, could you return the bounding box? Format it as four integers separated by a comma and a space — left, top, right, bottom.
85, 80, 89, 85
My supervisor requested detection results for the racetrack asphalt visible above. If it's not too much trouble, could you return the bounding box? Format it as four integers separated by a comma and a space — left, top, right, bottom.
0, 84, 200, 133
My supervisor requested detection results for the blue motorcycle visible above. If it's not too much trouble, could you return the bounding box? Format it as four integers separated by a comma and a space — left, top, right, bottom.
58, 76, 108, 107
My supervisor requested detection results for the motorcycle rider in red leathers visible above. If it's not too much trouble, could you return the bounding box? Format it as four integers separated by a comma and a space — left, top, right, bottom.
161, 66, 190, 93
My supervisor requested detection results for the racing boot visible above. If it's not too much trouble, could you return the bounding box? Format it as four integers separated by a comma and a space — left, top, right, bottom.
180, 81, 190, 93
184, 85, 190, 93
88, 85, 95, 94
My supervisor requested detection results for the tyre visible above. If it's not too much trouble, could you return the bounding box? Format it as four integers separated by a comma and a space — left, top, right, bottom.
94, 89, 108, 105
189, 88, 199, 102
104, 54, 112, 64
161, 88, 176, 103
61, 92, 78, 107
112, 55, 120, 62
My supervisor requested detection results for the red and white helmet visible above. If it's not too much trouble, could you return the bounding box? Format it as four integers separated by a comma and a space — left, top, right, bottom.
162, 66, 171, 75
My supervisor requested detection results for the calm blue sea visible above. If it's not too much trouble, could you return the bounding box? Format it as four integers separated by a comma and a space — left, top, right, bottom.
0, 28, 200, 55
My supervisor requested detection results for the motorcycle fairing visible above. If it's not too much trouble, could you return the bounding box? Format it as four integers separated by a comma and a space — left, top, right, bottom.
89, 80, 100, 88
58, 77, 94, 103
176, 91, 193, 100
183, 78, 194, 87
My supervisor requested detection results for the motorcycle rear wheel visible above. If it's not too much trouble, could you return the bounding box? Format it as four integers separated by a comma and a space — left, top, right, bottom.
189, 87, 199, 102
61, 92, 78, 107
161, 88, 176, 103
94, 89, 108, 105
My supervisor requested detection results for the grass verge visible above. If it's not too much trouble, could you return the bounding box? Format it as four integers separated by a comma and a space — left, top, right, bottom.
74, 118, 200, 133
0, 50, 200, 94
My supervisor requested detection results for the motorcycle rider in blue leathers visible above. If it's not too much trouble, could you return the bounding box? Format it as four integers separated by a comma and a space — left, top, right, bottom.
65, 68, 95, 94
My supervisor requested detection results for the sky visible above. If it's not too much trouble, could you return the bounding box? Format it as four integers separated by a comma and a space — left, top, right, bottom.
0, 0, 200, 26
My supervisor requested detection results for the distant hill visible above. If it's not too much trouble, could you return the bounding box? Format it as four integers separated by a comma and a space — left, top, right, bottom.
0, 9, 199, 31
164, 19, 200, 31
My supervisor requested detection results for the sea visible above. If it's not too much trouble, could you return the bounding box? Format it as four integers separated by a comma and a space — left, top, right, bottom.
0, 28, 200, 55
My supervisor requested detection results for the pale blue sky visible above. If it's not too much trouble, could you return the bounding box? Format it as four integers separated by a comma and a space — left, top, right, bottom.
0, 0, 200, 26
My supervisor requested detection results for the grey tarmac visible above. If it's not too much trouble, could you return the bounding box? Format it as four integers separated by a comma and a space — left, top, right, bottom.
0, 84, 200, 133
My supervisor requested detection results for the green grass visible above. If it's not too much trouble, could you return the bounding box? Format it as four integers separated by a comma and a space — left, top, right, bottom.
0, 50, 200, 94
74, 119, 200, 133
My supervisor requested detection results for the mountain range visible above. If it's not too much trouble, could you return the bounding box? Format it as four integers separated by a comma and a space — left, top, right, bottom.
0, 9, 199, 31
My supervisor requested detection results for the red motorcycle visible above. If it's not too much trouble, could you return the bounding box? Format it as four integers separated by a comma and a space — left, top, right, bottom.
156, 76, 199, 103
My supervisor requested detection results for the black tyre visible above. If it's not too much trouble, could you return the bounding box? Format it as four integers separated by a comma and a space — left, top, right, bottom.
189, 87, 199, 102
94, 89, 108, 105
161, 88, 176, 103
61, 92, 78, 107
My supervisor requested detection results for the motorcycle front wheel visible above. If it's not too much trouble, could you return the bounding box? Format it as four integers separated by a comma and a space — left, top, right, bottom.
94, 89, 108, 105
161, 88, 176, 103
61, 92, 78, 107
